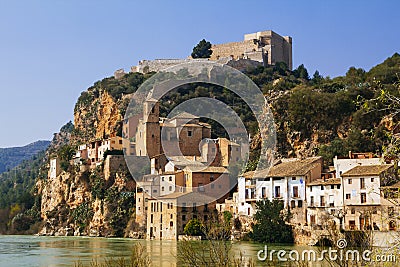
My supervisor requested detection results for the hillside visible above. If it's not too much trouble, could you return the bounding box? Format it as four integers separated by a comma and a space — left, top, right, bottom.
0, 140, 50, 174
1, 53, 398, 236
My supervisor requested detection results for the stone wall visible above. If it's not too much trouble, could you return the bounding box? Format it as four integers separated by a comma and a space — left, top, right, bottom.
210, 40, 258, 60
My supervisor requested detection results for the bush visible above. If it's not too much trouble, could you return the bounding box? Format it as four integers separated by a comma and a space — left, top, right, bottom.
184, 218, 203, 236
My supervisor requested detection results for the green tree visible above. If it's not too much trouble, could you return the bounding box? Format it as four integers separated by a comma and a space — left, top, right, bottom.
184, 218, 203, 236
293, 64, 309, 80
191, 39, 212, 59
251, 199, 293, 243
311, 70, 323, 84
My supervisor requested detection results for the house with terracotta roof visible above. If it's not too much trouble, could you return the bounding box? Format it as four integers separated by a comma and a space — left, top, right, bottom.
236, 157, 323, 222
341, 164, 396, 231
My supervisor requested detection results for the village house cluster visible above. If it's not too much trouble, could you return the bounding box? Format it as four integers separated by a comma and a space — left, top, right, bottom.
52, 93, 399, 241
219, 151, 398, 241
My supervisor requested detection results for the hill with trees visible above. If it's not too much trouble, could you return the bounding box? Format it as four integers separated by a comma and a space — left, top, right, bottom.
0, 140, 50, 174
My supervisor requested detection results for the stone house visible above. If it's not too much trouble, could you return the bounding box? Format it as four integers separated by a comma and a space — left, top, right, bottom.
146, 191, 216, 240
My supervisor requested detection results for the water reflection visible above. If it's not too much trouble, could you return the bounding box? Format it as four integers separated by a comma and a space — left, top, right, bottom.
0, 235, 303, 267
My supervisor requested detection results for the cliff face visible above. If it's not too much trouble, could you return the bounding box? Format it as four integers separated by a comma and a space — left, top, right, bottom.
37, 75, 140, 237
73, 90, 122, 144
37, 156, 137, 237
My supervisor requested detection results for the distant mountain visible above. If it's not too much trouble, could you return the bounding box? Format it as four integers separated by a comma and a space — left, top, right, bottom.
0, 141, 50, 174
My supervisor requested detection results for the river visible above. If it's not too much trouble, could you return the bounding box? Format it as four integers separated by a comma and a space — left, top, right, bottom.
0, 235, 315, 266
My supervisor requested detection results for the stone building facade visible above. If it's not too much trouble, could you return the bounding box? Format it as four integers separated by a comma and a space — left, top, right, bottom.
210, 30, 292, 69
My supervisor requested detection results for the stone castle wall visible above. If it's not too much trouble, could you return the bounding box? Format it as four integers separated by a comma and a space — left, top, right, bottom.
210, 40, 258, 60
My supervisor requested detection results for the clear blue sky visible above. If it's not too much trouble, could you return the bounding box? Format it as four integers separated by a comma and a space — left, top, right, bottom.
0, 0, 399, 147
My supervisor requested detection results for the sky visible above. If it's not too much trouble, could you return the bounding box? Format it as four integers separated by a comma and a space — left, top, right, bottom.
0, 0, 399, 147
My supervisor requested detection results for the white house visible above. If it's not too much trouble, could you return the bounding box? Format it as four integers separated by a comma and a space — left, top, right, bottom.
306, 178, 343, 228
333, 152, 381, 178
49, 158, 61, 179
236, 157, 323, 222
341, 164, 393, 230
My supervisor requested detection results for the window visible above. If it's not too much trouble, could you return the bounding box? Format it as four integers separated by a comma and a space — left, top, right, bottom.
169, 176, 172, 182
348, 179, 352, 184
346, 194, 351, 200
182, 203, 187, 212
161, 186, 165, 191
261, 187, 267, 198
351, 208, 355, 214
211, 184, 215, 189
204, 204, 208, 212
361, 193, 367, 203
150, 214, 153, 223
291, 200, 296, 208
310, 186, 313, 192
274, 186, 281, 198
321, 185, 324, 190
331, 185, 334, 189
162, 177, 164, 181
292, 177, 296, 181
310, 215, 316, 225
371, 178, 374, 182
298, 200, 303, 208
170, 221, 173, 227
170, 214, 173, 219
160, 214, 163, 223
188, 130, 192, 137
210, 175, 214, 182
360, 178, 365, 189
349, 220, 356, 230
293, 186, 299, 198
320, 196, 325, 207
169, 186, 172, 191
310, 196, 314, 206
182, 215, 186, 221
337, 185, 341, 189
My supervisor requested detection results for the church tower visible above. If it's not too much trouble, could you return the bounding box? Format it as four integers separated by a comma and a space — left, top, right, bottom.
136, 98, 161, 157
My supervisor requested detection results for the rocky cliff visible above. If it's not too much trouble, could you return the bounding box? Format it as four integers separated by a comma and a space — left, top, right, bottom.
37, 73, 146, 237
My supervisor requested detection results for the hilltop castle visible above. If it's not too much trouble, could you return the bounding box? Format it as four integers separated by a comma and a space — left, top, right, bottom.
114, 30, 292, 77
